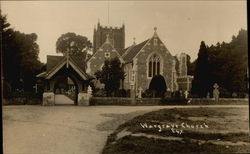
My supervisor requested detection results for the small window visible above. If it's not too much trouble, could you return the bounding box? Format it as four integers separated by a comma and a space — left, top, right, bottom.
105, 52, 110, 58
154, 39, 158, 46
131, 71, 135, 81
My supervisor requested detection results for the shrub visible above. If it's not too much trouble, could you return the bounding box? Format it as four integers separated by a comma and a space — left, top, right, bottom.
149, 75, 167, 97
219, 88, 231, 98
142, 89, 154, 98
93, 89, 107, 97
114, 89, 130, 97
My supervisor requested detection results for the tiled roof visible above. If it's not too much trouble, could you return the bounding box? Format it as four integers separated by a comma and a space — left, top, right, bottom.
47, 55, 64, 71
118, 47, 129, 56
122, 39, 149, 63
70, 52, 87, 71
44, 53, 92, 79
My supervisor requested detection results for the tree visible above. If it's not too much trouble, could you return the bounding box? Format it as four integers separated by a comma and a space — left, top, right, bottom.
95, 57, 125, 96
207, 29, 248, 96
191, 29, 248, 97
1, 12, 44, 93
191, 41, 210, 97
186, 54, 196, 75
149, 75, 167, 97
56, 32, 92, 55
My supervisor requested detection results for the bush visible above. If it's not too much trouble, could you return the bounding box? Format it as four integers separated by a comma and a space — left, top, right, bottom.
219, 88, 231, 98
114, 89, 130, 97
142, 89, 153, 98
149, 75, 167, 97
164, 91, 172, 98
93, 89, 107, 97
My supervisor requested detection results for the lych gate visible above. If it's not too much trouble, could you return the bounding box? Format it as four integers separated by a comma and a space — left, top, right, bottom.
37, 53, 93, 106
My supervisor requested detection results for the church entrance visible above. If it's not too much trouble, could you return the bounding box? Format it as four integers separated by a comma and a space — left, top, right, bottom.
54, 76, 78, 105
37, 53, 93, 106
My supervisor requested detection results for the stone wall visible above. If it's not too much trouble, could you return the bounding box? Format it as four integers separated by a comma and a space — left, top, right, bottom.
93, 23, 125, 52
42, 92, 55, 106
90, 97, 248, 106
189, 98, 249, 105
135, 37, 174, 92
87, 42, 121, 76
3, 98, 42, 105
90, 97, 161, 105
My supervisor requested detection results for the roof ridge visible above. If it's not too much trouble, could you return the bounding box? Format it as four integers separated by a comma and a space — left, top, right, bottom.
122, 39, 150, 63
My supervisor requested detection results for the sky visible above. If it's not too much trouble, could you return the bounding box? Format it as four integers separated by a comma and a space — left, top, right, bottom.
2, 1, 247, 63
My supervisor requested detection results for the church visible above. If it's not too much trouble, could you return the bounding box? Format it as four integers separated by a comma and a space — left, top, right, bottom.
87, 21, 193, 95
37, 21, 193, 105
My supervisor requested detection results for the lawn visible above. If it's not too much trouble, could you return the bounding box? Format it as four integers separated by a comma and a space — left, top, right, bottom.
102, 107, 249, 154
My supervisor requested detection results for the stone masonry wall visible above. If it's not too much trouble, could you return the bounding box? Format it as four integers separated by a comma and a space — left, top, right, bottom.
135, 37, 174, 92
88, 43, 120, 76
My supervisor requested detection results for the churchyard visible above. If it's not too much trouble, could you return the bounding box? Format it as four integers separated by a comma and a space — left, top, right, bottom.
2, 1, 248, 154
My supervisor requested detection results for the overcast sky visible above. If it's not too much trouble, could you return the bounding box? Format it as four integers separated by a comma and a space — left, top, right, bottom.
2, 1, 247, 63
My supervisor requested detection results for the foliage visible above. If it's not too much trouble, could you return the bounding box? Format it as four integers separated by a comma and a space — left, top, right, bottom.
148, 75, 167, 97
1, 12, 44, 94
114, 89, 130, 97
93, 89, 107, 97
191, 41, 210, 97
142, 89, 154, 98
95, 57, 125, 96
191, 29, 248, 97
186, 54, 196, 75
56, 32, 92, 55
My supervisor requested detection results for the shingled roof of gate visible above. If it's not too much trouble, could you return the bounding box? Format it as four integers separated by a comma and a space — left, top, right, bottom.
46, 52, 87, 73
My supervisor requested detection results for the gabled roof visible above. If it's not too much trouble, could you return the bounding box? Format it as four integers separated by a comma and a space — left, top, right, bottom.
37, 53, 92, 80
118, 47, 129, 56
122, 39, 149, 63
47, 55, 64, 71
87, 35, 121, 62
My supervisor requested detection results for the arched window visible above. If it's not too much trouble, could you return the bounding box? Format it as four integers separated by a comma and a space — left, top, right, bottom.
148, 54, 161, 78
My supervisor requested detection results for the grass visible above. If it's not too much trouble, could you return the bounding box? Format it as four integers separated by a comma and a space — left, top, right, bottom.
102, 107, 250, 154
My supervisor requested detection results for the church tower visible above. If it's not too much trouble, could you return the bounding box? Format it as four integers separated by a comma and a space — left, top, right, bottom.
93, 20, 125, 53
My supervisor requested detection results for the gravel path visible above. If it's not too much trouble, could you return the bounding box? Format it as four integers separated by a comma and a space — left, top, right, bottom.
3, 104, 248, 154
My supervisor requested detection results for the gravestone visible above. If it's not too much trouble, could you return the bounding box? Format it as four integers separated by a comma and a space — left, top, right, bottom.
206, 92, 210, 98
138, 87, 143, 99
184, 90, 189, 99
213, 83, 220, 103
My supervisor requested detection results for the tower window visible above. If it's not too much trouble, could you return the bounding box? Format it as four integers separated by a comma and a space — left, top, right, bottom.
148, 54, 161, 78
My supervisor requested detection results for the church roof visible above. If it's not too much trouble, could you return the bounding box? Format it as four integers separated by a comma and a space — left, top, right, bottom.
122, 39, 149, 63
118, 47, 129, 56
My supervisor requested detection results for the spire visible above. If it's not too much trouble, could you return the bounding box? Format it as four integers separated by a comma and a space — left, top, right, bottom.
153, 27, 158, 37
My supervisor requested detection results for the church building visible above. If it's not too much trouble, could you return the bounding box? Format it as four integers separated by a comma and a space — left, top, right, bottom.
87, 21, 193, 95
